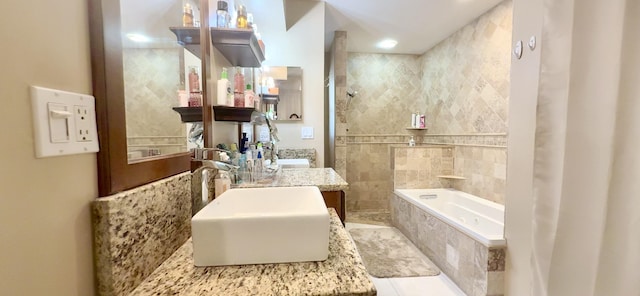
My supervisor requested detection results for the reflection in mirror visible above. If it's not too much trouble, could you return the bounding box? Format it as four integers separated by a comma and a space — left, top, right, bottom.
120, 0, 203, 162
259, 67, 302, 121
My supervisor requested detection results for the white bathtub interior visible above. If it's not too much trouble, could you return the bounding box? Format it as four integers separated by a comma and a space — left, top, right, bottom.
394, 188, 505, 247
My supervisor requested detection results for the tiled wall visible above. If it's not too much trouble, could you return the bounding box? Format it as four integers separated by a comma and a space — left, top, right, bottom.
392, 146, 454, 189
332, 31, 348, 179
391, 194, 505, 296
346, 54, 424, 134
420, 1, 512, 134
123, 48, 187, 149
92, 172, 191, 296
346, 143, 393, 211
344, 1, 512, 211
452, 146, 507, 204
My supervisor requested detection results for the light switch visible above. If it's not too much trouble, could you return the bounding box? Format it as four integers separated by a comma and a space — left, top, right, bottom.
301, 126, 314, 139
47, 103, 71, 143
259, 126, 270, 142
31, 86, 99, 158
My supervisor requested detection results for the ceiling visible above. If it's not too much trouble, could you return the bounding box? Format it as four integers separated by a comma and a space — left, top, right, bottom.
321, 0, 503, 54
120, 0, 503, 55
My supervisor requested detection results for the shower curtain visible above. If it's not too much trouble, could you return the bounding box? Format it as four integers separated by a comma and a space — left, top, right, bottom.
532, 0, 640, 295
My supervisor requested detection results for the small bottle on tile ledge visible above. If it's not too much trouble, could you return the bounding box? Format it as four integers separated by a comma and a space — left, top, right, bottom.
408, 136, 416, 147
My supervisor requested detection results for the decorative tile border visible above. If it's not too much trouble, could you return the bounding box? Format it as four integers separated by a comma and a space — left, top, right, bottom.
347, 133, 507, 147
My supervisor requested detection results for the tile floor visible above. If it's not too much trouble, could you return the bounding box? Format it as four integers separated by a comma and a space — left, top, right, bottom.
346, 222, 466, 296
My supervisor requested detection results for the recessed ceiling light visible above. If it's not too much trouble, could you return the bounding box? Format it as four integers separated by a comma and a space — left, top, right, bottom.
377, 39, 398, 49
126, 33, 151, 43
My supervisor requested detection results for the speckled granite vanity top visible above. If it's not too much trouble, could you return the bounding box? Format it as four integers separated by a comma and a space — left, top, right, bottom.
129, 210, 375, 296
235, 168, 349, 191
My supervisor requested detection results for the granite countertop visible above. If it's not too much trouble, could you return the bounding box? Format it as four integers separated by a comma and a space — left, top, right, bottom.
235, 168, 349, 191
129, 209, 375, 296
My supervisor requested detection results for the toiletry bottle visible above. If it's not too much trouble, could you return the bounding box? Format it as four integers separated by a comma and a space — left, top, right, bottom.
419, 114, 426, 128
244, 84, 255, 108
234, 67, 245, 107
411, 112, 416, 128
216, 68, 231, 106
214, 171, 231, 199
409, 136, 416, 147
183, 3, 194, 27
255, 151, 263, 180
246, 13, 254, 29
216, 0, 229, 28
188, 67, 202, 107
189, 67, 200, 93
414, 111, 420, 128
236, 5, 248, 29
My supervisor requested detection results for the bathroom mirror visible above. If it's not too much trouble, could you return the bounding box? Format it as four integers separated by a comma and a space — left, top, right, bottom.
121, 0, 201, 162
259, 66, 303, 121
90, 0, 208, 196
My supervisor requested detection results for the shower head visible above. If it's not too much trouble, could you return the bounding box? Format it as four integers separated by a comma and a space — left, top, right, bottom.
347, 89, 358, 98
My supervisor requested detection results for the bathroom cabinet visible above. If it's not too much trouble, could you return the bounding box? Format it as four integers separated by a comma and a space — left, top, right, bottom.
321, 191, 345, 223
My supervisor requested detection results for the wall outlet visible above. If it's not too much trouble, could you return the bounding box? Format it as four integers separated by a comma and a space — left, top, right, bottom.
30, 86, 99, 158
74, 105, 93, 142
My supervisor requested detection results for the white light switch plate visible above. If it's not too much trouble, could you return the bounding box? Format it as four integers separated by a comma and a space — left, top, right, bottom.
31, 86, 99, 158
301, 126, 314, 139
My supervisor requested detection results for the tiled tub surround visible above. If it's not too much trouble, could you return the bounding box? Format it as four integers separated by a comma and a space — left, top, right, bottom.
129, 210, 376, 296
343, 1, 512, 213
391, 145, 454, 189
345, 135, 506, 212
92, 172, 192, 296
391, 193, 505, 296
452, 145, 507, 204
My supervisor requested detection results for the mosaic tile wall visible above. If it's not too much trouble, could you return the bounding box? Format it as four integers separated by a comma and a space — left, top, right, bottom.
123, 48, 187, 147
391, 193, 505, 296
92, 172, 191, 296
344, 1, 512, 211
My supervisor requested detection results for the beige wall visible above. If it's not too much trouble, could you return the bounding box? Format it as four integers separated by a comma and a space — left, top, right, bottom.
249, 0, 326, 166
0, 0, 97, 295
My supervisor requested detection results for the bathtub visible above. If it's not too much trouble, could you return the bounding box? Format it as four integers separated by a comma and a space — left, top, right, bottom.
393, 188, 505, 247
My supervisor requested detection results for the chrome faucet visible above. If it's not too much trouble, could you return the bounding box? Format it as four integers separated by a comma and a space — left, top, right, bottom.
190, 149, 239, 216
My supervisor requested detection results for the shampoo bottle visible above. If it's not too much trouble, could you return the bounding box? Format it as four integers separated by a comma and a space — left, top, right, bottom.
244, 84, 255, 108
216, 68, 231, 106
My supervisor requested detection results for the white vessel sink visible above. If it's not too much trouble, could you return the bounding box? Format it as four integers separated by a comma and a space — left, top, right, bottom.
191, 186, 330, 266
277, 158, 310, 168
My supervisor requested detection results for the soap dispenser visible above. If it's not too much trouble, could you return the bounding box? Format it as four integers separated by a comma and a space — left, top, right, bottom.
409, 136, 416, 147
214, 170, 231, 199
